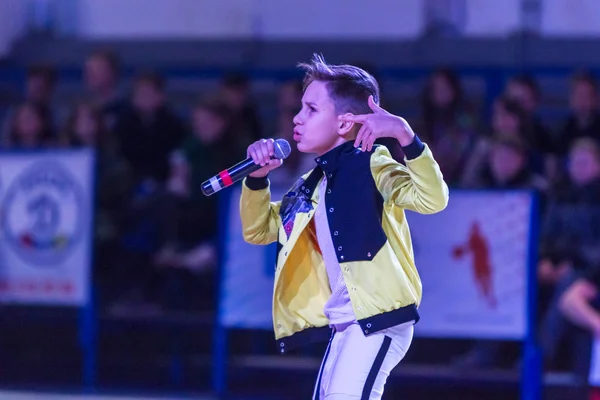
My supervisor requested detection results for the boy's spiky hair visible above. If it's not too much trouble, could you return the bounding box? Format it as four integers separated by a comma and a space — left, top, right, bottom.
297, 53, 380, 116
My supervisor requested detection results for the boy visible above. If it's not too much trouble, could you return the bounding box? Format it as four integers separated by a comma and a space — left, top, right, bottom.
240, 54, 449, 399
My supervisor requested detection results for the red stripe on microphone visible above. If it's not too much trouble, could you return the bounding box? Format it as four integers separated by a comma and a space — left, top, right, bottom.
219, 170, 233, 186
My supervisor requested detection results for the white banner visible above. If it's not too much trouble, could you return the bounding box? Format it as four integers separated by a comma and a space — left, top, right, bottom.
0, 149, 95, 307
219, 187, 534, 340
219, 185, 287, 329
409, 191, 533, 340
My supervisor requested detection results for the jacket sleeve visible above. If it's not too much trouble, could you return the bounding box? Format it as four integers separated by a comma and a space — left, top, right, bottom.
239, 176, 281, 245
371, 138, 449, 214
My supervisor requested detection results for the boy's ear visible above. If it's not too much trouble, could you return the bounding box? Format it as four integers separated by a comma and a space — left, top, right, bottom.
338, 113, 356, 137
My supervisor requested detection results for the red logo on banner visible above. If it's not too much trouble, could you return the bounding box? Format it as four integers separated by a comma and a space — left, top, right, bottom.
452, 221, 497, 309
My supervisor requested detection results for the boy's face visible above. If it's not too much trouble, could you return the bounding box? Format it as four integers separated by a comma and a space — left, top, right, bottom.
293, 81, 348, 156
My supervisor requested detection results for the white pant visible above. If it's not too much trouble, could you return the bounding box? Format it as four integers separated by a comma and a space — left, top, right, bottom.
313, 321, 414, 400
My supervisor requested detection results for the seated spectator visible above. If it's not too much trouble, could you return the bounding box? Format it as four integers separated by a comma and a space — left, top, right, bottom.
1, 64, 64, 141
2, 102, 54, 149
461, 95, 541, 187
418, 68, 478, 186
59, 102, 133, 302
218, 72, 262, 146
554, 71, 600, 163
113, 71, 186, 191
559, 270, 600, 398
504, 74, 558, 180
84, 49, 127, 131
465, 135, 548, 191
155, 99, 238, 265
540, 138, 600, 281
277, 79, 302, 115
539, 138, 600, 373
149, 99, 240, 311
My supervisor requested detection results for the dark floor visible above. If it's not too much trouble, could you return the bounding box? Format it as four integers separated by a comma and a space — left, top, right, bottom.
0, 306, 589, 400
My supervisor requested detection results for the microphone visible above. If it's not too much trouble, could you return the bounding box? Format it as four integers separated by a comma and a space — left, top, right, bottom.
201, 138, 291, 196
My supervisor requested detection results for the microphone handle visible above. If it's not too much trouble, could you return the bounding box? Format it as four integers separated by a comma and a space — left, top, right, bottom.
201, 157, 262, 196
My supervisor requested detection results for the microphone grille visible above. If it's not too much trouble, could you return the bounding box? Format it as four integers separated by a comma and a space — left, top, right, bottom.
273, 139, 292, 160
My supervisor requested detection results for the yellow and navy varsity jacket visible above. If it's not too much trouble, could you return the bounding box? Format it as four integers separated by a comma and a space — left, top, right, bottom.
240, 137, 449, 353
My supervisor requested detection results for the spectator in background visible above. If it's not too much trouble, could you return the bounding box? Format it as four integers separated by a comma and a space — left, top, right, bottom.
539, 138, 600, 374
114, 71, 186, 190
107, 72, 187, 312
559, 269, 600, 399
1, 64, 61, 141
540, 138, 600, 284
219, 72, 262, 146
277, 79, 303, 115
151, 99, 239, 311
59, 102, 133, 303
555, 71, 600, 159
461, 95, 538, 187
467, 135, 548, 191
2, 102, 54, 149
418, 68, 478, 186
505, 74, 559, 179
84, 49, 125, 130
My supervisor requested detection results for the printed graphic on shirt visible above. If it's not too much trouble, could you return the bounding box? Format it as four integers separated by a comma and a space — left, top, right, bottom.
280, 177, 313, 240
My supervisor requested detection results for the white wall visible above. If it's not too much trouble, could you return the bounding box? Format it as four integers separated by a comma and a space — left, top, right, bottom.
65, 0, 600, 40
76, 0, 424, 39
0, 0, 27, 56
77, 0, 254, 39
254, 0, 423, 39
463, 0, 522, 36
541, 0, 600, 36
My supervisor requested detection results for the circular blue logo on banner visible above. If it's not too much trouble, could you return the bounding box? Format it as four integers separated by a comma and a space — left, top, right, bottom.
2, 160, 85, 266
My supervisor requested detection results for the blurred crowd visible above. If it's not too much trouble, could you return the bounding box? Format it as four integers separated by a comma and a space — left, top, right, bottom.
3, 49, 600, 378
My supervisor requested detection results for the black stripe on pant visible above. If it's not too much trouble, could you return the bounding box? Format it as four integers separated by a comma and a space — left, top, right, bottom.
313, 331, 335, 400
361, 335, 392, 400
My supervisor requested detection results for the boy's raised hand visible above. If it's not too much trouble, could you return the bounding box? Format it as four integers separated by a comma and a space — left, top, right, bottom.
339, 95, 416, 152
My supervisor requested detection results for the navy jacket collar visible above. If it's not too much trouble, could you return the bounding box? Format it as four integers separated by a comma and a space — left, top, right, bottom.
314, 140, 361, 174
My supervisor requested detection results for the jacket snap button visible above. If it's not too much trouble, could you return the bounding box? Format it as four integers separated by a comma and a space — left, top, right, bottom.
367, 252, 371, 257
364, 329, 369, 334
366, 323, 372, 328
280, 342, 284, 347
